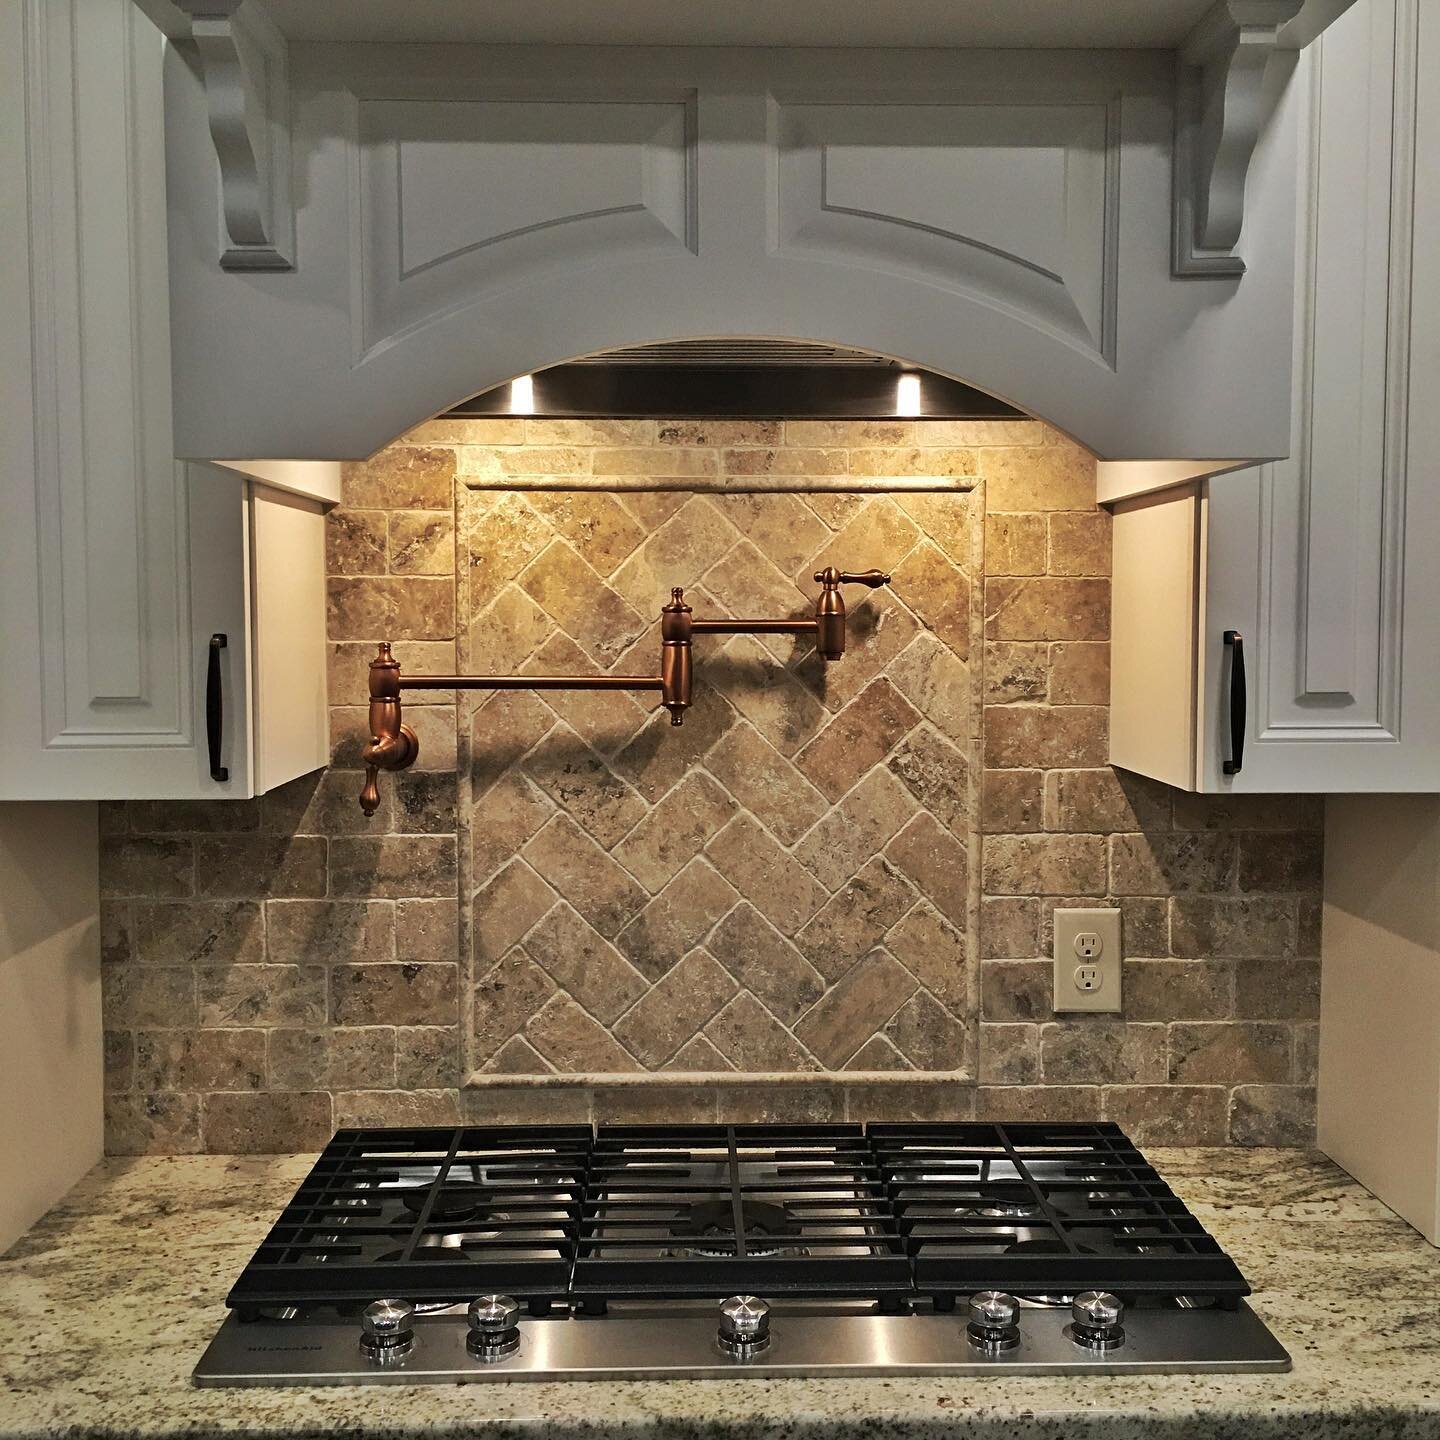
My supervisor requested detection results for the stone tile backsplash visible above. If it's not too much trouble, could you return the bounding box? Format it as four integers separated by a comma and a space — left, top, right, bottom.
99, 418, 1322, 1153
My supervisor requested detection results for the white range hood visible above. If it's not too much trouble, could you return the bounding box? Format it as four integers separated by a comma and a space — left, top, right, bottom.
129, 0, 1356, 461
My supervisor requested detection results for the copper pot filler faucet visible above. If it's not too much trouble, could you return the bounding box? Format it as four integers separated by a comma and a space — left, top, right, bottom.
358, 566, 890, 815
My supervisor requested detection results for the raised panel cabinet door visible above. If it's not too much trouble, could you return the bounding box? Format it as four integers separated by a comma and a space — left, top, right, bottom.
0, 1, 248, 799
1195, 0, 1440, 793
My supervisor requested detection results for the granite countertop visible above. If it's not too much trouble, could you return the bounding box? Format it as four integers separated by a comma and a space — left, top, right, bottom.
2, 1147, 1438, 1439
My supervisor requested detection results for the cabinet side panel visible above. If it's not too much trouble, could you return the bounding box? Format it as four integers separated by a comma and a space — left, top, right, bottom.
1108, 488, 1198, 789
1319, 794, 1440, 1244
250, 486, 328, 794
0, 802, 101, 1251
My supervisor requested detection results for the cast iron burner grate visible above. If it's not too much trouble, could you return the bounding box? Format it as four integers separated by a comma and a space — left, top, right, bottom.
571, 1124, 910, 1307
228, 1125, 591, 1312
224, 1121, 1250, 1315
872, 1121, 1248, 1307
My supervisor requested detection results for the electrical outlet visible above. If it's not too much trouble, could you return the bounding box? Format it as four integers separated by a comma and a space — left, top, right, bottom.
1054, 908, 1122, 1013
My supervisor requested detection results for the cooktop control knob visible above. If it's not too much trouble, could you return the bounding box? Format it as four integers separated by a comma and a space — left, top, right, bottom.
717, 1295, 771, 1357
966, 1291, 1021, 1352
467, 1293, 521, 1361
1069, 1291, 1125, 1351
359, 1298, 415, 1364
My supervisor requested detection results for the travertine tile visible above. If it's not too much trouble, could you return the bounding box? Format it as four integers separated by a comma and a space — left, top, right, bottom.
979, 959, 1052, 1020
1048, 641, 1110, 705
100, 434, 1326, 1143
887, 726, 971, 834
612, 948, 738, 1066
523, 903, 649, 1024
195, 964, 324, 1029
709, 904, 826, 1024
795, 949, 917, 1068
1170, 896, 1295, 958
1044, 768, 1171, 834
796, 857, 916, 980
328, 836, 457, 899
342, 446, 454, 509
1168, 1021, 1292, 1084
1047, 511, 1110, 576
1041, 1020, 1167, 1085
982, 770, 1042, 833
266, 900, 394, 966
134, 1029, 265, 1093
980, 443, 1096, 512
1109, 832, 1233, 896
202, 1091, 333, 1153
983, 641, 1047, 704
133, 901, 264, 966
1228, 1084, 1315, 1145
984, 706, 1107, 769
887, 634, 971, 744
978, 1022, 1041, 1084
326, 576, 455, 642
701, 722, 829, 845
1123, 959, 1232, 1021
1103, 1084, 1227, 1145
885, 989, 967, 1071
985, 513, 1046, 576
522, 816, 647, 938
886, 812, 968, 928
615, 859, 739, 981
890, 541, 973, 660
797, 768, 919, 893
388, 511, 454, 576
795, 679, 922, 801
705, 813, 828, 934
704, 992, 821, 1072
879, 901, 966, 1013
612, 771, 738, 894
104, 1094, 203, 1155
100, 838, 194, 899
330, 963, 459, 1027
984, 577, 1109, 642
523, 725, 648, 846
982, 833, 1106, 895
525, 994, 643, 1072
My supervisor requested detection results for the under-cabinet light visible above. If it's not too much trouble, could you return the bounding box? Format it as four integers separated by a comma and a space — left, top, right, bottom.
509, 374, 535, 414
895, 372, 921, 416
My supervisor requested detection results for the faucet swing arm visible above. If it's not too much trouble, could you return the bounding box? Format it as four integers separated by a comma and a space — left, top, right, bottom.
358, 567, 889, 815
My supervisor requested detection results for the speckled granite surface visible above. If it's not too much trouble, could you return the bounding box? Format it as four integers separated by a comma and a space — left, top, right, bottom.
1, 1148, 1437, 1439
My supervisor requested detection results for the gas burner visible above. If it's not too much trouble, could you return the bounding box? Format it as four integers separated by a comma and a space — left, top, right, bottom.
673, 1199, 800, 1257
1003, 1235, 1104, 1307
398, 1185, 489, 1224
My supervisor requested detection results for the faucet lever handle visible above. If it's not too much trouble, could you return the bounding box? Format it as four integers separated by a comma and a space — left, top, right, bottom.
813, 566, 891, 589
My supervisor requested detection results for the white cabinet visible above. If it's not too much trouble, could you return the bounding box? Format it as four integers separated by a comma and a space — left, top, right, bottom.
1, 0, 328, 801
1109, 0, 1440, 793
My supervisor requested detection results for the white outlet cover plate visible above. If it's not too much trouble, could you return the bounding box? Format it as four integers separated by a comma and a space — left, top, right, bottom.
1053, 908, 1122, 1013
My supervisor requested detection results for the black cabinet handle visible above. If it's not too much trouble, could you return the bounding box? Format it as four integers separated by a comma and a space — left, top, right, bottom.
207, 633, 230, 782
1222, 630, 1245, 776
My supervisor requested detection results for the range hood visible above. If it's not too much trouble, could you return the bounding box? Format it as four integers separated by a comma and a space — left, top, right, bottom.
135, 0, 1353, 461
453, 342, 1027, 421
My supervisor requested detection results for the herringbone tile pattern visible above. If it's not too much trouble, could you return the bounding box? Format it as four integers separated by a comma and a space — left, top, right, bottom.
460, 487, 981, 1076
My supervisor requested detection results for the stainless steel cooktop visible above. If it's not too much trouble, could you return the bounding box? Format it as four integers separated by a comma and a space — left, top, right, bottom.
193, 1121, 1290, 1385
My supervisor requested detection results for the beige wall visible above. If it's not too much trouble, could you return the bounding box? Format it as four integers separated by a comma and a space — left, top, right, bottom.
98, 420, 1322, 1152
0, 802, 102, 1250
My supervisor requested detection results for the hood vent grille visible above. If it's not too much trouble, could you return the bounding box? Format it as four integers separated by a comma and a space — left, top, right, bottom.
572, 340, 897, 367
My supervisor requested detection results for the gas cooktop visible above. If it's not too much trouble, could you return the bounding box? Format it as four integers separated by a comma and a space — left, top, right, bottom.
194, 1121, 1289, 1384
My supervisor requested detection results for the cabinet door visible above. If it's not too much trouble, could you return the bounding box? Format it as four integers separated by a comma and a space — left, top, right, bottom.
1198, 0, 1440, 793
1, 1, 244, 799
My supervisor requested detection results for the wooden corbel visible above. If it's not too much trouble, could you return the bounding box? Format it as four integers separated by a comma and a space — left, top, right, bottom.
1172, 0, 1306, 276
163, 0, 295, 270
